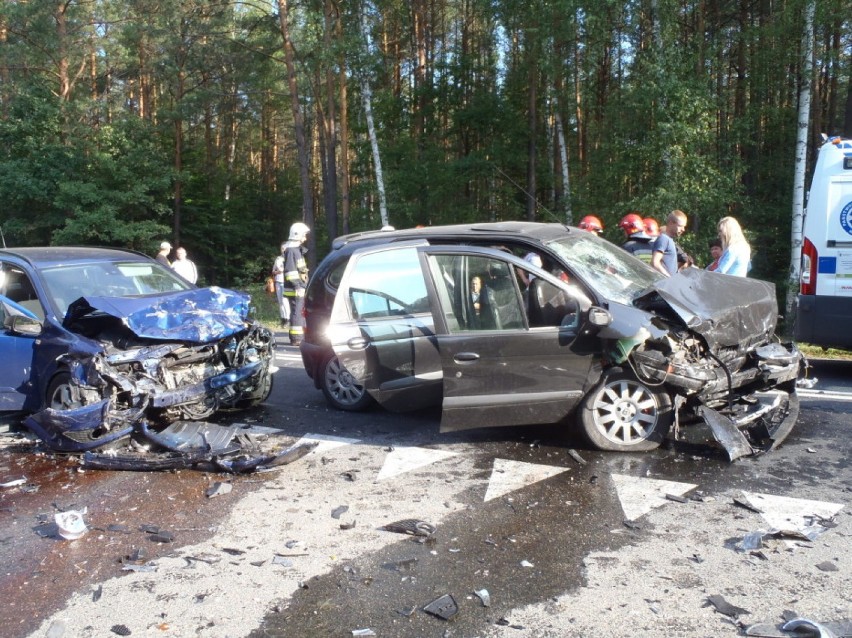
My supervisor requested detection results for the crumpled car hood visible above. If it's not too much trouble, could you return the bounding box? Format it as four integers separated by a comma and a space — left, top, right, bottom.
63, 286, 252, 343
634, 268, 777, 349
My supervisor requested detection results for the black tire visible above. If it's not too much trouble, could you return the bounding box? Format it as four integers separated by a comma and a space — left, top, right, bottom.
579, 371, 673, 452
46, 372, 84, 411
320, 355, 373, 412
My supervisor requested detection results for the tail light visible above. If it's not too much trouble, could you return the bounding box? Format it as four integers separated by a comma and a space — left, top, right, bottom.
800, 237, 817, 295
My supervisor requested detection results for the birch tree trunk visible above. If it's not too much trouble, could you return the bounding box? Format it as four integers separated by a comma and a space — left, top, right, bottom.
359, 3, 389, 228
787, 0, 815, 315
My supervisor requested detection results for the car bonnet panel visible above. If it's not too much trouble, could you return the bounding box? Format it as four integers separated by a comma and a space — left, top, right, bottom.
635, 268, 777, 349
63, 286, 251, 343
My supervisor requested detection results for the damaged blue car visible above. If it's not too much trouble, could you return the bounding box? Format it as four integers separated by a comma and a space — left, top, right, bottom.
0, 247, 309, 472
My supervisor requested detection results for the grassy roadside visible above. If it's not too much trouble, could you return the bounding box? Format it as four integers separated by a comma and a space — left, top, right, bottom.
797, 343, 852, 361
243, 283, 283, 332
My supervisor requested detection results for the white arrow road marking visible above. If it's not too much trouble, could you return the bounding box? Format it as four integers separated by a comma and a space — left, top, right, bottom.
798, 389, 852, 402
611, 474, 697, 521
483, 459, 570, 502
740, 491, 844, 536
377, 446, 458, 480
296, 433, 361, 455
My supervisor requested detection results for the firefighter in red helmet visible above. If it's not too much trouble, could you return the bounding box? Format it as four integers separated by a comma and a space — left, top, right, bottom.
578, 215, 603, 235
619, 213, 654, 263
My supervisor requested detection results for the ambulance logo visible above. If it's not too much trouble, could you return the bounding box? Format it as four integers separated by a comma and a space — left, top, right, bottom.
842, 201, 852, 236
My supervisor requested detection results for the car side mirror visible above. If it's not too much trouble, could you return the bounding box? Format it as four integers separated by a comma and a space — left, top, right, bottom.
587, 306, 612, 327
5, 314, 42, 336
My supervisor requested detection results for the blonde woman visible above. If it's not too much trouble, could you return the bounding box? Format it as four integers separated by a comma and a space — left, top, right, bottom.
716, 216, 751, 276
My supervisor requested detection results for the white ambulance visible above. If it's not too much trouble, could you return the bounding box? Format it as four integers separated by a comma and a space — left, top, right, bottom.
795, 136, 852, 349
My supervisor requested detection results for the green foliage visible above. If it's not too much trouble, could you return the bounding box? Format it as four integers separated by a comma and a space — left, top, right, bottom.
0, 0, 846, 288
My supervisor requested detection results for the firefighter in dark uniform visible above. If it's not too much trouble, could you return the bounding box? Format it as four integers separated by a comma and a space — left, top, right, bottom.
282, 222, 310, 345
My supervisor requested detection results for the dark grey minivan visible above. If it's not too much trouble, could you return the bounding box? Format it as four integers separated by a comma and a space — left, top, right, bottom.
300, 222, 802, 458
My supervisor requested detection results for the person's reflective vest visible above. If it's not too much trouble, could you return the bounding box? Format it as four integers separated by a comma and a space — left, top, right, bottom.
282, 243, 308, 297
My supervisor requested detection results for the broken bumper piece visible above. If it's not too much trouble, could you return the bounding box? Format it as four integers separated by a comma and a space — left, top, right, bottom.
80, 421, 318, 473
25, 409, 317, 473
681, 391, 800, 461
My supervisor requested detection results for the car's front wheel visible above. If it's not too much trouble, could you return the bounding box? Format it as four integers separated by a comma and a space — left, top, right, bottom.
321, 355, 373, 411
46, 372, 84, 411
579, 371, 672, 451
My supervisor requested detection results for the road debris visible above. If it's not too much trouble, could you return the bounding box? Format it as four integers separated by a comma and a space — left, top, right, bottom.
706, 594, 749, 618
423, 594, 459, 620
567, 449, 587, 465
351, 630, 376, 637
55, 508, 87, 540
474, 589, 491, 607
0, 476, 26, 488
382, 519, 436, 537
205, 481, 232, 498
815, 561, 839, 572
520, 560, 534, 567
331, 505, 349, 519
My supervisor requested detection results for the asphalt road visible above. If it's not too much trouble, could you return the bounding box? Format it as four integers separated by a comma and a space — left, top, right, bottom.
1, 346, 850, 638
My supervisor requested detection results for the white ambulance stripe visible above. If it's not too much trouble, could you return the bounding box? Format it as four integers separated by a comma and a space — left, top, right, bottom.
377, 447, 458, 481
296, 433, 361, 455
483, 459, 570, 502
740, 491, 844, 535
611, 474, 698, 521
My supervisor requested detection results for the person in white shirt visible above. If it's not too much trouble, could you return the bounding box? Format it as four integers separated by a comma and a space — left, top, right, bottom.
172, 247, 198, 284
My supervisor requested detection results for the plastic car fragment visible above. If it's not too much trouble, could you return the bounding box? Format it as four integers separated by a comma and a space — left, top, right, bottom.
423, 594, 459, 620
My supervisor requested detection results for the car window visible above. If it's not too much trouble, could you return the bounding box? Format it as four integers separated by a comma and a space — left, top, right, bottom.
345, 248, 431, 319
428, 254, 526, 332
40, 261, 192, 317
0, 265, 45, 321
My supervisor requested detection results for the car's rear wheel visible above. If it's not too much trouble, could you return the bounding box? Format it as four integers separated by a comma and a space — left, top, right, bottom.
46, 372, 84, 411
321, 355, 373, 411
579, 371, 672, 451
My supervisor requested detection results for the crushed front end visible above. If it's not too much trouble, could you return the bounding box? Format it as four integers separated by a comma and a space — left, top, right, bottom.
610, 269, 804, 460
22, 287, 292, 471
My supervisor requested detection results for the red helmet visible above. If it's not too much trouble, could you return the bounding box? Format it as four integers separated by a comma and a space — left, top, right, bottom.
643, 217, 660, 237
618, 213, 645, 235
578, 215, 603, 233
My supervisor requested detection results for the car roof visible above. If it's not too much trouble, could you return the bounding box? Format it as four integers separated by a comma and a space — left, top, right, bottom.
331, 221, 577, 252
0, 246, 152, 269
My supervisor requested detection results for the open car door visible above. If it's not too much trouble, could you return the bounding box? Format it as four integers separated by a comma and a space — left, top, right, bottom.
329, 241, 443, 412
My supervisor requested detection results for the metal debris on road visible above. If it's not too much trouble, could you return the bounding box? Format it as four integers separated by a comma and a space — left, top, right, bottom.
423, 593, 459, 620
382, 519, 436, 537
0, 476, 26, 488
351, 630, 376, 637
665, 493, 689, 503
331, 505, 349, 519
